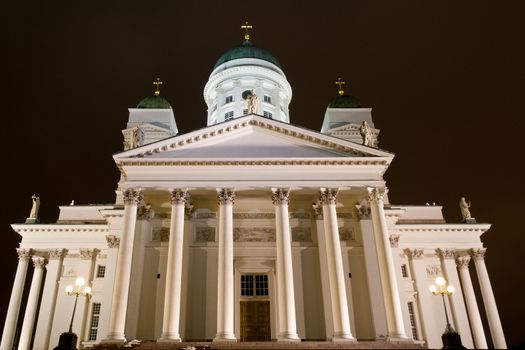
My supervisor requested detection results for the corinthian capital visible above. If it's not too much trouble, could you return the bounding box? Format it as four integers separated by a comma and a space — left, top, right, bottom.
105, 235, 120, 248
16, 248, 32, 261
456, 256, 471, 269
80, 249, 100, 260
48, 249, 68, 260
389, 234, 400, 248
436, 248, 456, 260
405, 248, 424, 260
123, 188, 143, 205
366, 187, 388, 204
217, 188, 235, 205
470, 248, 486, 261
32, 256, 47, 269
271, 188, 290, 205
171, 189, 189, 205
319, 188, 338, 205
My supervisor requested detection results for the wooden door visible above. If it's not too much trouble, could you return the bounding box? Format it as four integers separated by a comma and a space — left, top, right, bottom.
240, 300, 271, 341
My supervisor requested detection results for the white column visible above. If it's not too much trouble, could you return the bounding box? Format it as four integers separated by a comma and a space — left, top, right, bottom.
319, 188, 354, 341
33, 249, 67, 350
456, 256, 487, 349
367, 187, 408, 340
104, 188, 142, 342
214, 189, 236, 342
272, 188, 300, 341
0, 249, 32, 350
436, 249, 473, 348
158, 190, 188, 342
471, 248, 506, 349
18, 256, 47, 350
405, 249, 441, 348
98, 236, 120, 342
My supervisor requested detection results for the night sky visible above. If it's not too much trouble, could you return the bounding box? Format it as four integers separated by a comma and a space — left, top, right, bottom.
2, 1, 524, 346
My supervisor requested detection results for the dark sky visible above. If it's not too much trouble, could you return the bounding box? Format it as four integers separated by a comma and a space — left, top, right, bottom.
1, 0, 524, 346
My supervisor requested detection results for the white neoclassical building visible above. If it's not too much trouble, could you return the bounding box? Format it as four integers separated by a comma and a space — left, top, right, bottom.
2, 31, 506, 350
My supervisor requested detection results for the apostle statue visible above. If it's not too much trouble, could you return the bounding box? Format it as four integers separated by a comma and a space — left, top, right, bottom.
359, 121, 373, 146
246, 90, 260, 114
459, 197, 472, 220
129, 126, 144, 149
26, 194, 40, 223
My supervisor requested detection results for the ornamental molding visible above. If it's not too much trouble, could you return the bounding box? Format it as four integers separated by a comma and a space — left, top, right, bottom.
196, 227, 216, 242
170, 189, 189, 205
436, 248, 456, 260
217, 189, 235, 205
395, 225, 490, 233
456, 256, 471, 269
470, 248, 486, 260
32, 256, 47, 269
405, 248, 425, 260
12, 226, 109, 233
17, 248, 32, 260
355, 201, 371, 219
366, 187, 388, 203
426, 264, 442, 279
319, 188, 338, 205
105, 235, 120, 248
123, 188, 143, 205
118, 159, 389, 167
115, 116, 393, 161
271, 188, 290, 205
233, 227, 276, 242
389, 234, 400, 248
233, 213, 274, 219
48, 249, 68, 260
79, 249, 100, 260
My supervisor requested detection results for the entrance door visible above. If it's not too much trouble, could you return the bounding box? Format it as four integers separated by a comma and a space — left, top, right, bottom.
240, 301, 271, 341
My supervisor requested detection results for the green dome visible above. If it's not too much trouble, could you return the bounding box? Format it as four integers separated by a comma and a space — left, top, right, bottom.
214, 41, 281, 69
137, 95, 171, 109
328, 95, 362, 108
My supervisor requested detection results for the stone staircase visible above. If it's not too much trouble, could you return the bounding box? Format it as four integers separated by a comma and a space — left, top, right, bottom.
93, 340, 426, 350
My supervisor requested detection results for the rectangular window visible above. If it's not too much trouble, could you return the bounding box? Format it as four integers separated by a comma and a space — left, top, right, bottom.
241, 274, 268, 297
263, 111, 273, 119
407, 302, 418, 340
264, 95, 272, 103
96, 265, 106, 278
224, 111, 234, 120
225, 95, 233, 104
401, 264, 408, 278
88, 302, 101, 341
243, 109, 248, 115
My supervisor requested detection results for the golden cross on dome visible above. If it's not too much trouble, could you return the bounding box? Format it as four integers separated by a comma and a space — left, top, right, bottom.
335, 77, 346, 96
153, 78, 163, 96
241, 21, 253, 42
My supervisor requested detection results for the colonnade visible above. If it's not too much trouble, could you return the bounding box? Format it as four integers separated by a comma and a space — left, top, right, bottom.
1, 186, 506, 349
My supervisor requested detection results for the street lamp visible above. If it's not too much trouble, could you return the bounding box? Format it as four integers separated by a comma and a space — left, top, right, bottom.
54, 277, 91, 350
429, 276, 465, 350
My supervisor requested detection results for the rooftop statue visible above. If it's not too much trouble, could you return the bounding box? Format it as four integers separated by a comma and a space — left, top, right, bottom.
460, 197, 472, 220
26, 194, 40, 223
246, 90, 260, 115
359, 121, 373, 146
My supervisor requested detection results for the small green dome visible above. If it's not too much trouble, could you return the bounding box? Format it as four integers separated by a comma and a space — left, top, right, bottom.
137, 95, 171, 109
214, 41, 281, 69
328, 95, 362, 108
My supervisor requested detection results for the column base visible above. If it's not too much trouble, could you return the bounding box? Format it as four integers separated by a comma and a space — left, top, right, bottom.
332, 332, 356, 342
213, 332, 237, 342
387, 334, 413, 344
157, 333, 181, 343
100, 333, 126, 344
277, 331, 301, 342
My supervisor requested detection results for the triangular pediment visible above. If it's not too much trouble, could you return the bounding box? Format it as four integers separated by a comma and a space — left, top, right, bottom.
114, 115, 392, 161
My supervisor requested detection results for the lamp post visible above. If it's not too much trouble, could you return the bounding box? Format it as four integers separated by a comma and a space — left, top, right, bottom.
429, 276, 465, 350
54, 277, 91, 350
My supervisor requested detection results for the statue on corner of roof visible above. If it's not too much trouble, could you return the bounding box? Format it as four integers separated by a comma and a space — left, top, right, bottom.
460, 197, 476, 223
26, 194, 40, 223
359, 121, 374, 147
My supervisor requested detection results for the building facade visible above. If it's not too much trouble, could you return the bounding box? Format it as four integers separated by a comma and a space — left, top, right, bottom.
1, 34, 506, 350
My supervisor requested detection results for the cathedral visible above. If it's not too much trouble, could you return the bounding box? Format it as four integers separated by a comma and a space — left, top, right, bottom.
1, 26, 506, 350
